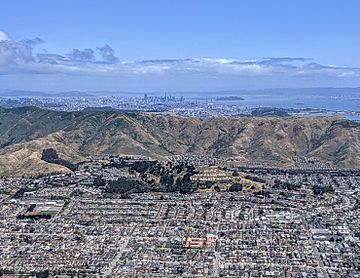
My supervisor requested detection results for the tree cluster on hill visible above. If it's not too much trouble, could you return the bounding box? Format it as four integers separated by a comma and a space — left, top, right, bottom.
41, 148, 77, 171
176, 173, 195, 194
131, 160, 158, 174
244, 175, 266, 183
251, 107, 290, 117
93, 176, 106, 187
104, 176, 152, 198
132, 160, 198, 193
14, 187, 26, 198
228, 183, 243, 192
312, 185, 335, 195
104, 159, 199, 195
274, 179, 301, 190
232, 170, 240, 177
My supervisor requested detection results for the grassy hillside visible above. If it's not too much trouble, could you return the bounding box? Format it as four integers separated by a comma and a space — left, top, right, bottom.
0, 107, 359, 176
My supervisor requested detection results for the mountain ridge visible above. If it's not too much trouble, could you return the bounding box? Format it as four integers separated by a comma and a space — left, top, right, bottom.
0, 107, 359, 176
2, 87, 360, 98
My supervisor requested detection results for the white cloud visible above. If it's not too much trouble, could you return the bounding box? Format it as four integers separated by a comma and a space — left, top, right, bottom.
0, 31, 11, 42
0, 30, 360, 81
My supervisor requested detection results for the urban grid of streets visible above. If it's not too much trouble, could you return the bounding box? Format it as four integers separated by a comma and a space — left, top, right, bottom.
0, 156, 359, 277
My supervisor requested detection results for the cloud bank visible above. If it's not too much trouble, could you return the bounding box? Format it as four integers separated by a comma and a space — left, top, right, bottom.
0, 30, 360, 91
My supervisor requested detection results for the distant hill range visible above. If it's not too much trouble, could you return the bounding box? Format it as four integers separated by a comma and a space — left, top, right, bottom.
1, 87, 360, 98
0, 90, 96, 98
0, 106, 359, 176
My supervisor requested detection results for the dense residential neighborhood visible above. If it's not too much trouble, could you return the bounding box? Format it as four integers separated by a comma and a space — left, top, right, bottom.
0, 155, 359, 277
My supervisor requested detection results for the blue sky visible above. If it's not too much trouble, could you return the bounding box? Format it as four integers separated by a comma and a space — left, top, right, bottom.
1, 0, 360, 92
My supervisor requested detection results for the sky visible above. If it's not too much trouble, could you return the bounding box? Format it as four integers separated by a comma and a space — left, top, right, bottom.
1, 0, 360, 92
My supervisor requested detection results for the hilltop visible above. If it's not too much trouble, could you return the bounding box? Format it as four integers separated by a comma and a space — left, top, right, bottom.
0, 107, 359, 176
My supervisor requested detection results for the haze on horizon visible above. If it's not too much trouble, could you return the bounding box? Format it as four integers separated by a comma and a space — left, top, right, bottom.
1, 0, 360, 92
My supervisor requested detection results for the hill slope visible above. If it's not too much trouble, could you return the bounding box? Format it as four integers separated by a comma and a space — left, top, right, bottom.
0, 107, 359, 176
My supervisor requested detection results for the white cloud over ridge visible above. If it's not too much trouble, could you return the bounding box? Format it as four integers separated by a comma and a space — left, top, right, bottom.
1, 30, 360, 80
